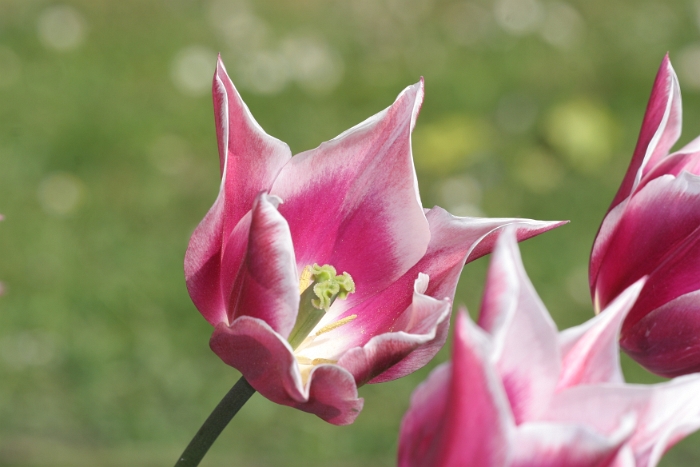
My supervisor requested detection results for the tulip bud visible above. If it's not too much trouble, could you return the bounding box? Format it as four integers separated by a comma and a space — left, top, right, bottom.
590, 54, 700, 376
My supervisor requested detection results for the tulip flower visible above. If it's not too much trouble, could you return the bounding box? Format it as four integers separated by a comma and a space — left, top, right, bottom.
399, 229, 700, 467
184, 57, 563, 426
590, 55, 700, 376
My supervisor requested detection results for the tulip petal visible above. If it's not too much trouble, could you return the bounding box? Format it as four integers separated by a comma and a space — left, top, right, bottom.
270, 81, 431, 309
337, 208, 565, 347
621, 290, 700, 377
510, 420, 633, 467
546, 376, 700, 467
477, 228, 561, 423
227, 193, 300, 337
592, 172, 700, 312
398, 312, 513, 467
397, 363, 452, 467
609, 54, 681, 211
210, 316, 364, 425
557, 279, 644, 389
335, 274, 451, 386
185, 58, 291, 325
306, 208, 563, 383
214, 57, 292, 236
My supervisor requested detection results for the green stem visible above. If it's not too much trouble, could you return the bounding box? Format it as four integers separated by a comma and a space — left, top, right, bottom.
174, 376, 256, 467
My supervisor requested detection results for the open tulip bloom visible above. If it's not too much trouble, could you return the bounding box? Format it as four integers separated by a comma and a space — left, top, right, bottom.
590, 55, 700, 377
399, 229, 700, 467
177, 57, 563, 466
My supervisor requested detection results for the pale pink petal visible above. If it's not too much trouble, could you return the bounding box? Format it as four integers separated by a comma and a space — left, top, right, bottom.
209, 316, 363, 425
557, 279, 644, 389
621, 290, 700, 377
226, 193, 299, 337
270, 81, 430, 308
336, 274, 451, 385
609, 54, 681, 211
185, 58, 291, 325
477, 228, 561, 423
592, 172, 700, 312
545, 376, 700, 467
510, 420, 633, 467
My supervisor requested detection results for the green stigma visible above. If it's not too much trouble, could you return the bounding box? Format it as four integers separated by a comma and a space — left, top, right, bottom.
309, 264, 356, 311
287, 264, 356, 350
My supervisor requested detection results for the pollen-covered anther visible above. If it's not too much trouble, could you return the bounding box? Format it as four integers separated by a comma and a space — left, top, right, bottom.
316, 314, 358, 336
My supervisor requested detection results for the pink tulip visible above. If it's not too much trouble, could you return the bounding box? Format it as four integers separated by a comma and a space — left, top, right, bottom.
184, 57, 563, 425
399, 229, 700, 467
590, 55, 700, 376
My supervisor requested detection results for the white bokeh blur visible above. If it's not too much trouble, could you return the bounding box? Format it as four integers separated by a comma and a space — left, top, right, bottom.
37, 5, 86, 52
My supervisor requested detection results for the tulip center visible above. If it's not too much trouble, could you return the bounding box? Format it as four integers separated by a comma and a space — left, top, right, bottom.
287, 264, 356, 350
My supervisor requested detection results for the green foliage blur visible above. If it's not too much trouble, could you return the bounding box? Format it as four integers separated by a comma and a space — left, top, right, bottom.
1, 0, 700, 465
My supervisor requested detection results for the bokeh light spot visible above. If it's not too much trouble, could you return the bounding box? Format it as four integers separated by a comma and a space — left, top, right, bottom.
239, 50, 290, 95
282, 36, 344, 95
37, 5, 86, 52
171, 46, 217, 97
494, 0, 543, 35
540, 2, 585, 50
545, 98, 616, 173
435, 174, 483, 217
38, 172, 85, 216
513, 148, 564, 193
413, 115, 494, 174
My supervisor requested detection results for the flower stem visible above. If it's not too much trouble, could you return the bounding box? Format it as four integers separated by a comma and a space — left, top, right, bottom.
174, 376, 256, 467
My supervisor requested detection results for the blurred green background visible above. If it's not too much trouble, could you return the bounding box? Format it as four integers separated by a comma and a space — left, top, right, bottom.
1, 0, 700, 465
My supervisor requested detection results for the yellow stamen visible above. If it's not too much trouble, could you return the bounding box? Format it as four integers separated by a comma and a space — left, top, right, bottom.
312, 358, 337, 365
296, 356, 313, 365
298, 265, 314, 294
316, 314, 358, 336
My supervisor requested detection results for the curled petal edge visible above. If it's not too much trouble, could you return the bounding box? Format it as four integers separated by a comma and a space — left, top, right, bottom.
210, 316, 363, 425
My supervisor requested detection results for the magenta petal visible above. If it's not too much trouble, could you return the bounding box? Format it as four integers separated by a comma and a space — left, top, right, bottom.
227, 193, 299, 337
270, 81, 431, 307
478, 228, 560, 424
510, 421, 633, 467
185, 194, 228, 325
185, 59, 291, 325
338, 274, 452, 385
434, 312, 513, 467
592, 172, 700, 313
210, 317, 305, 404
609, 54, 682, 211
621, 290, 700, 377
339, 208, 565, 349
557, 279, 644, 389
210, 317, 363, 425
397, 363, 452, 467
398, 313, 513, 467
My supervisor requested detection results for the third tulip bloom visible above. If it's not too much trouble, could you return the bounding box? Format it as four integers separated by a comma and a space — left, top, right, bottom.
590, 55, 700, 376
399, 229, 700, 467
